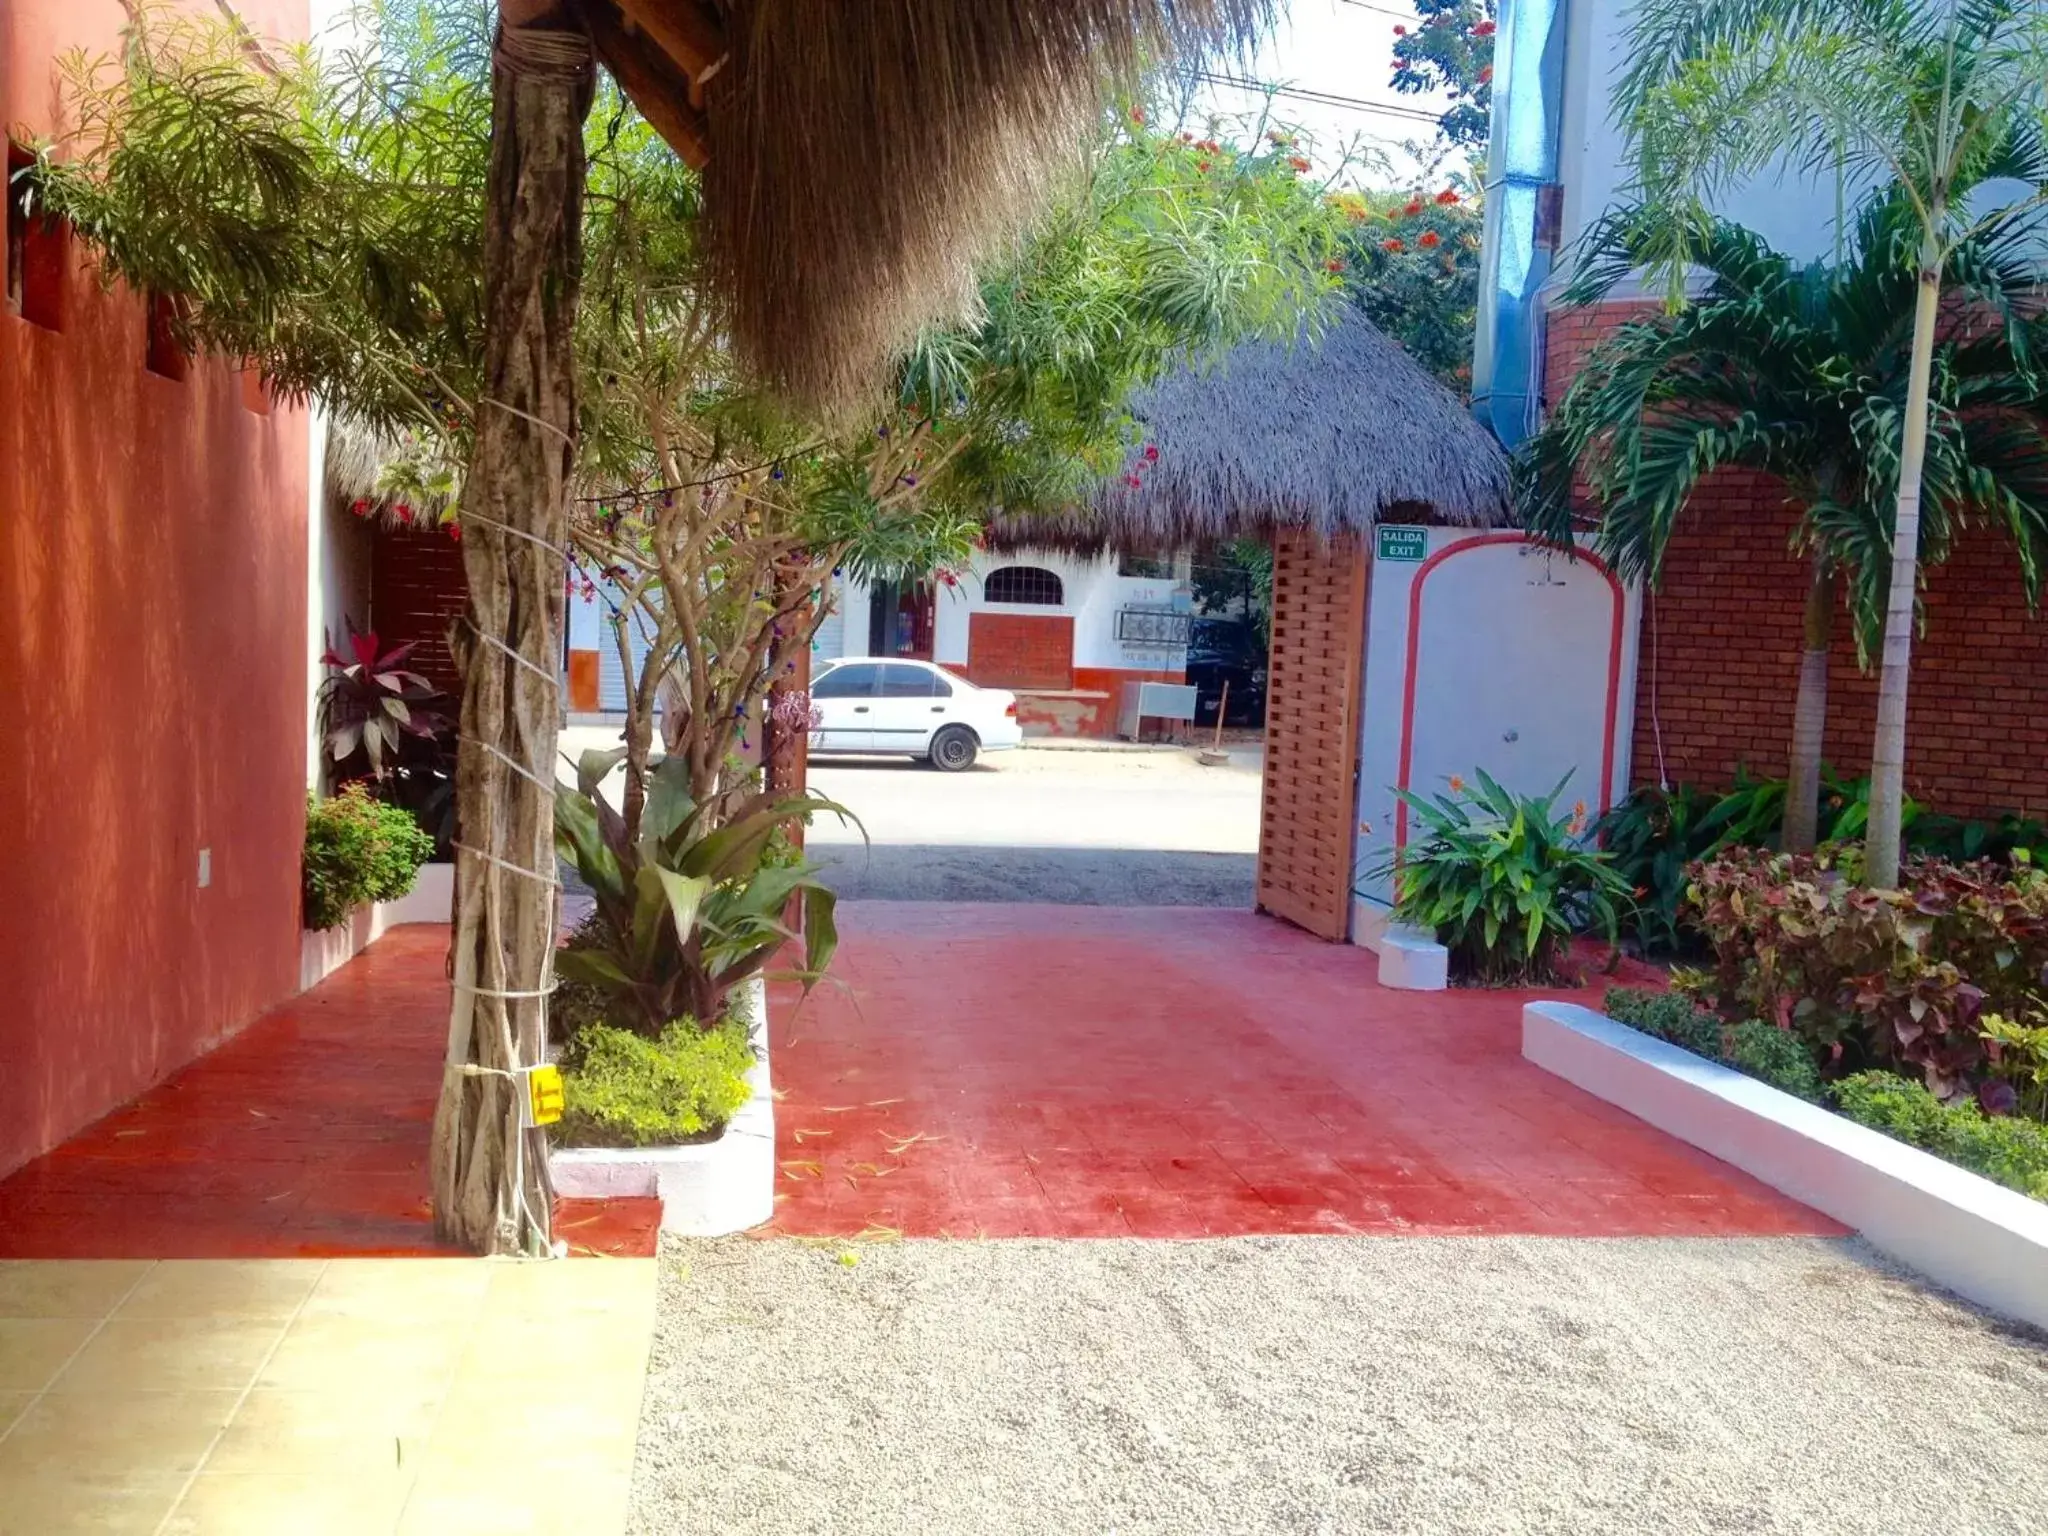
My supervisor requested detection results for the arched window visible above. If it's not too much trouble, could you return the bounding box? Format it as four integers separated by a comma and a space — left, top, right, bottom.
983, 566, 1064, 606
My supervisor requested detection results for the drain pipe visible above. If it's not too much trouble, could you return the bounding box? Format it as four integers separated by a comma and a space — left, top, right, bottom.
1468, 0, 1569, 449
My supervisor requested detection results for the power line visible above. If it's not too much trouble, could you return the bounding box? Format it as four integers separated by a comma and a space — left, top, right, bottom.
1335, 0, 1417, 20
1190, 72, 1447, 125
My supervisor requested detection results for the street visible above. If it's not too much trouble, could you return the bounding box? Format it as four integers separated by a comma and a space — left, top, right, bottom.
805, 742, 1262, 905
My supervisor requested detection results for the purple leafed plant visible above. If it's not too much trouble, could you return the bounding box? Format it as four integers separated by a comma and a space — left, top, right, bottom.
316, 623, 450, 778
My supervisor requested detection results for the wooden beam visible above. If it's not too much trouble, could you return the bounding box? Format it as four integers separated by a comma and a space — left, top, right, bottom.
576, 1, 712, 169
614, 0, 728, 96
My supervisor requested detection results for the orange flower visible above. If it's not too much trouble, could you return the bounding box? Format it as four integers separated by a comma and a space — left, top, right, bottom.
1435, 188, 1460, 205
1448, 774, 1466, 794
1196, 159, 1212, 172
1344, 205, 1370, 224
1419, 230, 1441, 248
1573, 799, 1587, 820
1403, 197, 1424, 216
1325, 258, 1346, 273
1287, 155, 1312, 173
1129, 106, 1146, 125
1381, 237, 1405, 253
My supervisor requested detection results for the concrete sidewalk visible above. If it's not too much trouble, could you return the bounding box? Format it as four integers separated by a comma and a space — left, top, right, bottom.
0, 1256, 657, 1534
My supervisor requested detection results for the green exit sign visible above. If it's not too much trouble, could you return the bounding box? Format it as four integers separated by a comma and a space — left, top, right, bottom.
1376, 525, 1428, 563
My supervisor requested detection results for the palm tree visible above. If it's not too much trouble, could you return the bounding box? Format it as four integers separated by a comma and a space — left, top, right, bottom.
1616, 0, 2048, 885
1523, 193, 2048, 852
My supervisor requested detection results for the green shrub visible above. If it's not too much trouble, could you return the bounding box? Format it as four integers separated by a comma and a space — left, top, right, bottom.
301, 785, 435, 930
1603, 987, 1824, 1101
1603, 986, 1724, 1056
1377, 769, 1633, 986
554, 1017, 755, 1148
1724, 1020, 1825, 1102
1833, 1072, 2048, 1202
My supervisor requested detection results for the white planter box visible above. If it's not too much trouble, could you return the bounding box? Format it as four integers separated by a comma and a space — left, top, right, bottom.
1351, 903, 1450, 990
548, 976, 775, 1237
296, 861, 454, 991
1524, 1000, 2048, 1331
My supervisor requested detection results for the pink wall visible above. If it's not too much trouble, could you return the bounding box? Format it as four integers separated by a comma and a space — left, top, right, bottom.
0, 0, 312, 1175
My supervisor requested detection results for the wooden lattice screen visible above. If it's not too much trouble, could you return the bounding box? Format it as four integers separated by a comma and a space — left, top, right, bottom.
1255, 529, 1369, 941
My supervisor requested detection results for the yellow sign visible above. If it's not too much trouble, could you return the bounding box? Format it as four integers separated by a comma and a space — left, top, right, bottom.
528, 1064, 564, 1127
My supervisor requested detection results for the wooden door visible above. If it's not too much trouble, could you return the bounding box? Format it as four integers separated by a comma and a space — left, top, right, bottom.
1255, 529, 1369, 941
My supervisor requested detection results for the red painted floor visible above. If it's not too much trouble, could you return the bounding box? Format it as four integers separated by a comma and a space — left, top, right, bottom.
768, 904, 1845, 1240
0, 927, 657, 1259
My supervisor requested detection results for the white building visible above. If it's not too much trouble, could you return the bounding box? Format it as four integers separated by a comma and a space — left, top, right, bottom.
819, 549, 1194, 738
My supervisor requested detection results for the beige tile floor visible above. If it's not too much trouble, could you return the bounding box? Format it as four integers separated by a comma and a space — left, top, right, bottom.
0, 1257, 658, 1535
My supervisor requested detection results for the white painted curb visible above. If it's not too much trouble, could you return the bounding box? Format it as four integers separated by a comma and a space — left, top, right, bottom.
1524, 1000, 2048, 1331
1351, 904, 1449, 990
297, 862, 455, 991
549, 976, 774, 1236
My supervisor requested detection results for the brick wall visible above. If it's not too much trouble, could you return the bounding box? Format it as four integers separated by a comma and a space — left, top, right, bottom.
965, 612, 1073, 690
370, 523, 469, 696
1552, 300, 2048, 819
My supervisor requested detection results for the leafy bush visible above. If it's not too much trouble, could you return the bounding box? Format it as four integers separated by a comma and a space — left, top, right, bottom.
553, 749, 853, 1034
1603, 987, 1823, 1101
1980, 1006, 2048, 1120
554, 1017, 754, 1148
1833, 1072, 2048, 1202
1687, 848, 2048, 1098
1599, 770, 2048, 955
1377, 769, 1632, 986
302, 785, 435, 930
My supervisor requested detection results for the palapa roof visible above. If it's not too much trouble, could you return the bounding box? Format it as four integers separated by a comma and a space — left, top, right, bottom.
990, 306, 1514, 553
552, 0, 1271, 410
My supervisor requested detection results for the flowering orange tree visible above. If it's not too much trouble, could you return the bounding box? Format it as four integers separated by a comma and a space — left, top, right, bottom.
1390, 0, 1498, 151
1327, 185, 1483, 390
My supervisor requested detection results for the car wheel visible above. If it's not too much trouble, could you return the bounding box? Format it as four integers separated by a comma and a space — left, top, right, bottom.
928, 725, 979, 772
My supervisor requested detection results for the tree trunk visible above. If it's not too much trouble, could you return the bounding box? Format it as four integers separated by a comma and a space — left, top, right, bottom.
1865, 231, 1942, 889
430, 16, 592, 1256
1782, 559, 1833, 854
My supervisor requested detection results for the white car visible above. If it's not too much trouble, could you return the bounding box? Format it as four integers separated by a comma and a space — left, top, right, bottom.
809, 658, 1022, 770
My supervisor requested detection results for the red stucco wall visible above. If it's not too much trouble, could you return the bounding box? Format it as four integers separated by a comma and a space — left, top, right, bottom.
0, 0, 312, 1175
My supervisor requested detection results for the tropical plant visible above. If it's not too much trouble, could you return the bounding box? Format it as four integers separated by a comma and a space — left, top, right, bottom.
1980, 1002, 2048, 1120
1686, 846, 2048, 1096
554, 1017, 755, 1148
301, 785, 436, 930
1389, 0, 1498, 151
315, 624, 450, 780
1372, 769, 1634, 985
1596, 766, 2048, 953
1524, 192, 2048, 855
1615, 0, 2048, 887
552, 749, 853, 1034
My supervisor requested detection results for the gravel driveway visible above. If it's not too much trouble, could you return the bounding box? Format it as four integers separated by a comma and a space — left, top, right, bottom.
631, 1234, 2048, 1536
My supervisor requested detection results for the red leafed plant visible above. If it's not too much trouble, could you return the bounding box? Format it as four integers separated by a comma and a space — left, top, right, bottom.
1685, 847, 2048, 1100
316, 623, 450, 778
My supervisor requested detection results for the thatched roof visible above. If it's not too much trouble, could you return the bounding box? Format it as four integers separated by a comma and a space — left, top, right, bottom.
991, 308, 1513, 553
559, 0, 1271, 410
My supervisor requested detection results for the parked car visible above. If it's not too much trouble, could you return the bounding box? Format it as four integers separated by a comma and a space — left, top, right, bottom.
1185, 618, 1267, 727
809, 658, 1022, 770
